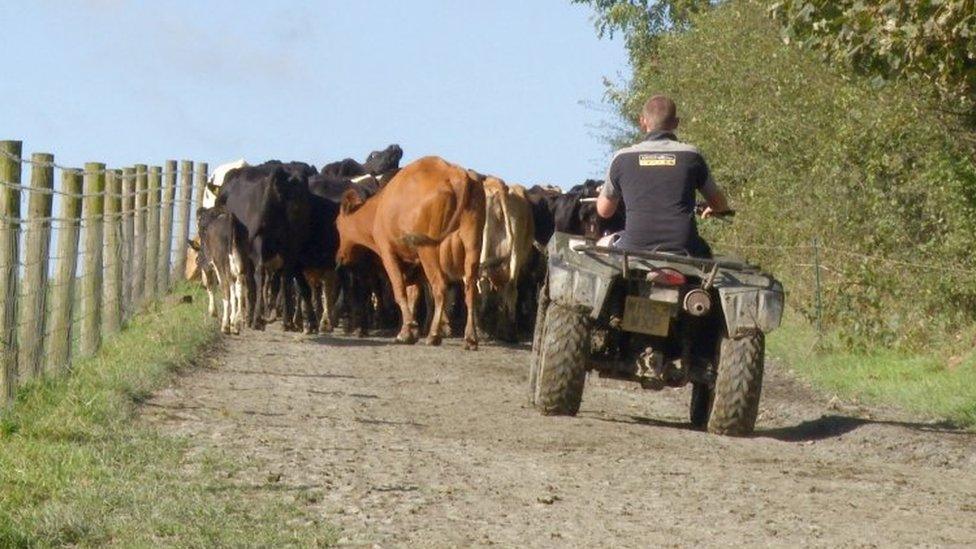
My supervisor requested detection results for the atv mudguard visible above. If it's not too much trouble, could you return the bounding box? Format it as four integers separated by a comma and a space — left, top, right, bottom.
545, 232, 784, 336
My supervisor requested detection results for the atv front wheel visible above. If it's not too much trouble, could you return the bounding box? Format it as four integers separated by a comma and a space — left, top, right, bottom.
534, 303, 590, 416
528, 282, 550, 405
707, 331, 765, 436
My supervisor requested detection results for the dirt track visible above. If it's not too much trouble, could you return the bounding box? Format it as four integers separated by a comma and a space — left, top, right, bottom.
144, 329, 976, 547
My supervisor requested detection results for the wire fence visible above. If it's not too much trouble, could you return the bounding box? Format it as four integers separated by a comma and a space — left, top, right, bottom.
0, 141, 209, 405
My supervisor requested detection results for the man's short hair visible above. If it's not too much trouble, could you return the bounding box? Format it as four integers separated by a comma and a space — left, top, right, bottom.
642, 95, 678, 130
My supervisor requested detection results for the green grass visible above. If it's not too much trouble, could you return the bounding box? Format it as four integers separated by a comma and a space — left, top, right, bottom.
0, 284, 337, 547
769, 312, 976, 429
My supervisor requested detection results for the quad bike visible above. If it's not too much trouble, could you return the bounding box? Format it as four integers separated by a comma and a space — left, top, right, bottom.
528, 214, 784, 436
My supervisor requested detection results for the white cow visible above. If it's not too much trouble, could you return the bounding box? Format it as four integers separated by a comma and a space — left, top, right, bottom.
203, 158, 248, 208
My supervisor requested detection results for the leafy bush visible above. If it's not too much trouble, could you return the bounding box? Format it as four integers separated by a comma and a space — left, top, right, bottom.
601, 0, 976, 348
772, 0, 976, 124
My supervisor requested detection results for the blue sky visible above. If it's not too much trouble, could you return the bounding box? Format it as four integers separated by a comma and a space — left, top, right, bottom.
1, 1, 629, 187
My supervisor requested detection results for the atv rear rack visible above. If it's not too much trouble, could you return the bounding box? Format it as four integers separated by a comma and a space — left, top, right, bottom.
571, 244, 757, 273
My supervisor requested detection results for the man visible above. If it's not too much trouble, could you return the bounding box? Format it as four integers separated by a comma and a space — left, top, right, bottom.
596, 95, 731, 257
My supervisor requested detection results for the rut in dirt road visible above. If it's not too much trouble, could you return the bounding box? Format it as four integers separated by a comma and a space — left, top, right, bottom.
145, 330, 976, 547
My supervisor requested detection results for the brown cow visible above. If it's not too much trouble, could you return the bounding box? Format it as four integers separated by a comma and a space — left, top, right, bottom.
336, 156, 486, 349
479, 178, 536, 342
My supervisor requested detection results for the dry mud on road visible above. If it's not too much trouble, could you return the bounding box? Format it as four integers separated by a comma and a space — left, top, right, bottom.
144, 329, 976, 547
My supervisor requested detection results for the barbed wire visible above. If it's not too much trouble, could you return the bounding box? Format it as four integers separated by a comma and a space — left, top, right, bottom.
715, 240, 976, 278
0, 149, 203, 178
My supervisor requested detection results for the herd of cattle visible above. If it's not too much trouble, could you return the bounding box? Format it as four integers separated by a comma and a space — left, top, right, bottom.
186, 145, 625, 349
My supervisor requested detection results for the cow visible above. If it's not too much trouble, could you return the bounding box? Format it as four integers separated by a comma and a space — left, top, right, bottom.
552, 179, 625, 240
216, 165, 317, 332
336, 156, 486, 349
524, 184, 562, 246
321, 144, 403, 184
478, 179, 536, 342
196, 206, 251, 334
203, 159, 249, 209
187, 237, 219, 319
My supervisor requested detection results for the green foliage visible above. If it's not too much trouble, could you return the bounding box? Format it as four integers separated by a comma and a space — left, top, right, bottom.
572, 1, 715, 64
0, 286, 338, 547
589, 0, 976, 348
772, 0, 976, 123
769, 314, 976, 428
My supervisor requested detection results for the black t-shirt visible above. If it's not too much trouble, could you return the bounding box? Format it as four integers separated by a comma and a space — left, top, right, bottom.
600, 131, 717, 255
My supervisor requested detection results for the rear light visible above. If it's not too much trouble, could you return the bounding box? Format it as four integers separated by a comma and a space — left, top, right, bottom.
647, 268, 687, 286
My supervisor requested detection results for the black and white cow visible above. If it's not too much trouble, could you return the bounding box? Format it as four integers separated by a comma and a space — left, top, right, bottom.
196, 206, 252, 334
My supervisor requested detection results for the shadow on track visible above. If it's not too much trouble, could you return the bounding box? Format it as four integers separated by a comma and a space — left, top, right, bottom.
755, 415, 973, 442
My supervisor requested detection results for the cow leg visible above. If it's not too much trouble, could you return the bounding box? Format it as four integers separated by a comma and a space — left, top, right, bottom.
379, 251, 418, 344
499, 280, 519, 343
219, 271, 232, 335
251, 266, 267, 331
417, 249, 447, 346
462, 258, 480, 351
295, 273, 317, 334
281, 273, 296, 332
203, 270, 217, 318
320, 270, 337, 333
233, 277, 246, 334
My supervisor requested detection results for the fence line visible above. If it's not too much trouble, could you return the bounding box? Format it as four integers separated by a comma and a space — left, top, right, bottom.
0, 140, 209, 406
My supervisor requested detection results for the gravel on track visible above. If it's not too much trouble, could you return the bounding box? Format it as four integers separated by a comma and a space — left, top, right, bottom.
143, 329, 976, 547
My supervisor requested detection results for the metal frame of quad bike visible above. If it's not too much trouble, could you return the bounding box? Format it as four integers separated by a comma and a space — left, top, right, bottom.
544, 232, 786, 338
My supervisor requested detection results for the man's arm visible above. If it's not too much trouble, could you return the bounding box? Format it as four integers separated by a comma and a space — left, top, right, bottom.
699, 180, 730, 218
598, 154, 622, 219
597, 193, 619, 218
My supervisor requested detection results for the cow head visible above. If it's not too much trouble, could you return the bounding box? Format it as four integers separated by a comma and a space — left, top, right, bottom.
339, 187, 366, 215
362, 144, 403, 176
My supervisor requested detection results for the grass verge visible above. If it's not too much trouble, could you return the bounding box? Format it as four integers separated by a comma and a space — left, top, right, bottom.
768, 312, 976, 429
0, 284, 337, 547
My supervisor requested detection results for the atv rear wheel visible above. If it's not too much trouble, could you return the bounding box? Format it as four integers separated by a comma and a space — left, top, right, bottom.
534, 303, 590, 416
707, 331, 765, 436
690, 382, 713, 430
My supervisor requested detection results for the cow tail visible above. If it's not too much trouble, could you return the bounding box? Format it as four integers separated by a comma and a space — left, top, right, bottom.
401, 175, 473, 247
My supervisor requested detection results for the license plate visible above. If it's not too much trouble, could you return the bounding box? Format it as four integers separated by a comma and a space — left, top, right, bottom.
620, 296, 672, 336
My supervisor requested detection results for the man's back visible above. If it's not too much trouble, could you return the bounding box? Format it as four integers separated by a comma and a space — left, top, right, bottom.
600, 130, 714, 256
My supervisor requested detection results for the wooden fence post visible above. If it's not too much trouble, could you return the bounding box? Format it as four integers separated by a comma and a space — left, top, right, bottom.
120, 168, 134, 317
194, 162, 208, 213
173, 160, 193, 282
47, 169, 83, 373
0, 140, 23, 403
132, 165, 147, 306
158, 160, 176, 294
102, 169, 122, 335
80, 163, 105, 357
143, 166, 161, 304
18, 152, 54, 381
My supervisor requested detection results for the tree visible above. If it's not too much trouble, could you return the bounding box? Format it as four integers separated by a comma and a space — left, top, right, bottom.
572, 1, 714, 64
772, 1, 976, 123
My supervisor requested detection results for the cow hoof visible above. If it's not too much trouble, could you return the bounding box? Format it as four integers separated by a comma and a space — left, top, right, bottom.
396, 333, 418, 345
464, 339, 479, 351
426, 334, 442, 346
355, 328, 367, 338
303, 325, 316, 335
318, 322, 333, 334
221, 326, 231, 335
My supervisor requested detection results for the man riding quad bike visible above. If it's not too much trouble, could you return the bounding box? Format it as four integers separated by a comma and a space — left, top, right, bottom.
528, 97, 784, 435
